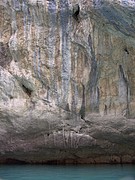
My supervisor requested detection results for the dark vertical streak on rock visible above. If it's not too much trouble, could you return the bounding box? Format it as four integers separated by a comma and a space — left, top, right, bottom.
46, 86, 50, 101
0, 42, 11, 68
33, 49, 37, 75
72, 4, 80, 22
104, 104, 107, 115
60, 0, 70, 106
33, 47, 41, 80
88, 34, 99, 113
22, 0, 28, 40
119, 65, 130, 117
37, 47, 41, 79
48, 0, 57, 97
48, 0, 56, 24
71, 81, 77, 115
119, 65, 127, 85
80, 84, 85, 119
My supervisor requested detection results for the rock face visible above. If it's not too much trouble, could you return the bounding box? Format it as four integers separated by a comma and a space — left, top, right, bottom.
0, 0, 135, 164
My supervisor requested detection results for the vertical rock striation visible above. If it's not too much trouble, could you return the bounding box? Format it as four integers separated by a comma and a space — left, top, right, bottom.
0, 0, 135, 164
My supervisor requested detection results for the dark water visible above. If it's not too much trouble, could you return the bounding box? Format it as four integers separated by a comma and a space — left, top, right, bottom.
0, 165, 135, 180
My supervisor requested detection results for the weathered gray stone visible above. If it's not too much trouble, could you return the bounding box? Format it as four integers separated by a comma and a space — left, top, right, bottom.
0, 0, 135, 164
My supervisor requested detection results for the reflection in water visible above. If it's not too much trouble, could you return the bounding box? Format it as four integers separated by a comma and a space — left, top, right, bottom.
120, 177, 135, 180
0, 165, 135, 180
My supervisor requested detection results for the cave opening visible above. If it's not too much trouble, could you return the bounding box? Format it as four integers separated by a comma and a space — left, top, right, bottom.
73, 4, 80, 21
22, 84, 33, 97
124, 48, 129, 54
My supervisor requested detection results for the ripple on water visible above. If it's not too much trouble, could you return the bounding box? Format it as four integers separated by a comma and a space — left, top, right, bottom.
0, 165, 135, 180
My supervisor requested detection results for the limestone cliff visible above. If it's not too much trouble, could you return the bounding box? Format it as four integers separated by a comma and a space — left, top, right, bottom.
0, 0, 135, 164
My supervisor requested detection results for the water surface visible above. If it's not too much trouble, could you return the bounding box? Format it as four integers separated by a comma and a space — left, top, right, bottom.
0, 165, 135, 180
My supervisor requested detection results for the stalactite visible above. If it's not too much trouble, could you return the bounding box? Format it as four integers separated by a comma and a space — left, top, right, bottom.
71, 81, 77, 116
33, 10, 37, 44
33, 47, 41, 80
60, 0, 71, 107
119, 64, 130, 117
32, 8, 42, 82
48, 0, 57, 97
22, 0, 28, 41
37, 47, 41, 79
33, 49, 37, 75
104, 104, 107, 115
46, 86, 50, 101
11, 6, 17, 34
8, 1, 18, 62
22, 0, 31, 46
88, 34, 99, 113
80, 84, 85, 119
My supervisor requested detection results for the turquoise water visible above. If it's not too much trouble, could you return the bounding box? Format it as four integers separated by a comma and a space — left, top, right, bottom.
0, 165, 135, 180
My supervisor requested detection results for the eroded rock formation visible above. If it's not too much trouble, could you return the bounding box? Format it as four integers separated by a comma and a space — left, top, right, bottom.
0, 0, 135, 164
